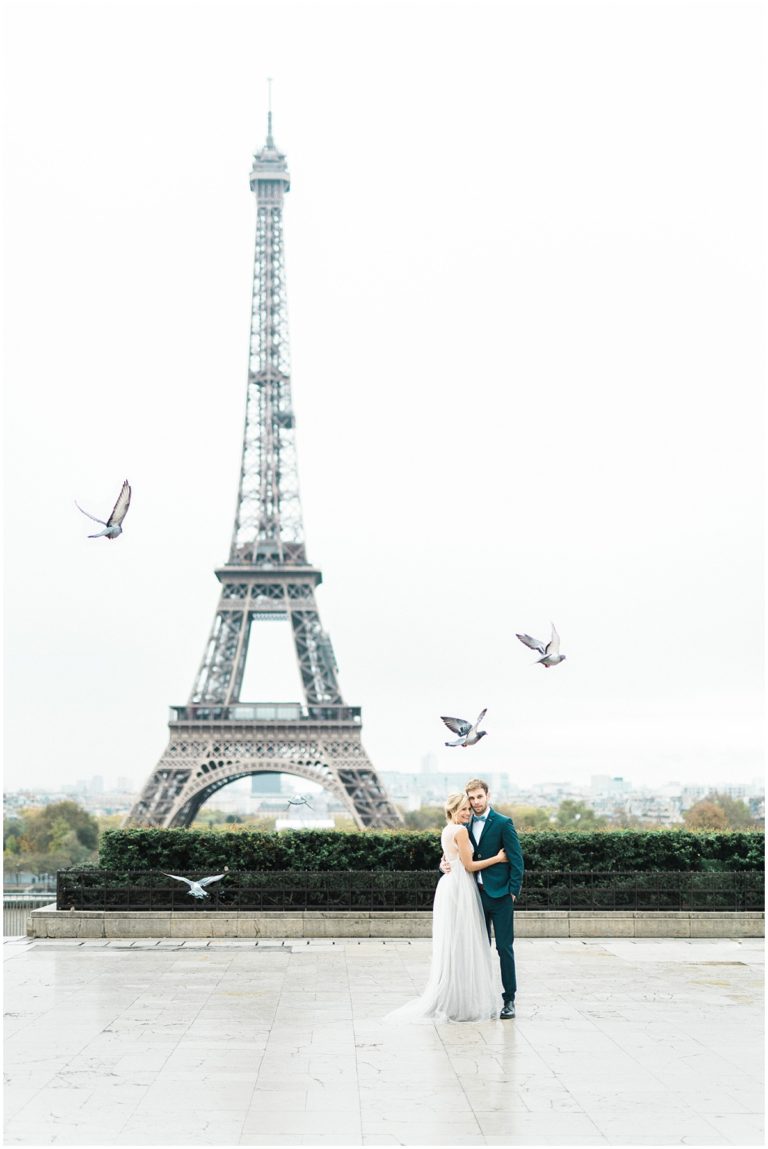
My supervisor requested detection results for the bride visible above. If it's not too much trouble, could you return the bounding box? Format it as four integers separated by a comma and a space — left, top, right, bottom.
386, 792, 506, 1023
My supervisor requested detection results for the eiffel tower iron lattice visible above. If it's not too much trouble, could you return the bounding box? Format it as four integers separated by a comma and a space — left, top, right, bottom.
127, 114, 401, 830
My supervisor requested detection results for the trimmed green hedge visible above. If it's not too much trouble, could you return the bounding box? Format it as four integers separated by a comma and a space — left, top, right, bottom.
520, 829, 764, 871
99, 828, 764, 874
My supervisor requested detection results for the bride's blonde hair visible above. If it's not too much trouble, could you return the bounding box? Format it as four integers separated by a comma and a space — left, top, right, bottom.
444, 792, 469, 822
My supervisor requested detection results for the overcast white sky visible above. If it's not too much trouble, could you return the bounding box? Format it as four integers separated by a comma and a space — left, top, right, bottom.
3, 0, 764, 797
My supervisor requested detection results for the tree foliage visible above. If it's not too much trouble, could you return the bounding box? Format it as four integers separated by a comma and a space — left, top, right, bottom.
401, 806, 444, 830
554, 800, 608, 831
4, 802, 100, 878
190, 809, 278, 832
494, 804, 553, 830
707, 793, 756, 829
684, 800, 729, 830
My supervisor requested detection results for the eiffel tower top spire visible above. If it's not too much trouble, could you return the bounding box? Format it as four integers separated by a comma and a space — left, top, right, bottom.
235, 91, 300, 566
251, 80, 288, 181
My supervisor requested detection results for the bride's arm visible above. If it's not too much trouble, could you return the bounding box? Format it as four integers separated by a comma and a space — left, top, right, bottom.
455, 827, 506, 872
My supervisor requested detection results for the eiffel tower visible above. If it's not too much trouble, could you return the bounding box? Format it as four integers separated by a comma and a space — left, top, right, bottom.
127, 112, 401, 830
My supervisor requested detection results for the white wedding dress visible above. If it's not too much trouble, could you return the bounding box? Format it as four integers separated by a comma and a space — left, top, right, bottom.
385, 823, 500, 1023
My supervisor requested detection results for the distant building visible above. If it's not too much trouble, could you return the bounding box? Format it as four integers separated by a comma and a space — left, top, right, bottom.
529, 781, 582, 805
251, 773, 284, 795
748, 794, 765, 819
591, 775, 631, 797
623, 792, 683, 825
715, 783, 749, 801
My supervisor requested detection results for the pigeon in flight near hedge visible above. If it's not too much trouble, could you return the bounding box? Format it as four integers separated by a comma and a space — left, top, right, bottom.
162, 873, 226, 899
516, 623, 566, 667
441, 708, 488, 748
75, 479, 131, 539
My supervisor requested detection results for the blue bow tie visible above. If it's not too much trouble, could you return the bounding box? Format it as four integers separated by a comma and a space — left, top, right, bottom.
472, 813, 488, 822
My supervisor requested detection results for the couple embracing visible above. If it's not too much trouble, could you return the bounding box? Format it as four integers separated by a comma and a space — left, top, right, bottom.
387, 778, 525, 1024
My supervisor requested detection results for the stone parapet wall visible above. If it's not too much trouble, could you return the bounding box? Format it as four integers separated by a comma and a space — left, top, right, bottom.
28, 906, 764, 940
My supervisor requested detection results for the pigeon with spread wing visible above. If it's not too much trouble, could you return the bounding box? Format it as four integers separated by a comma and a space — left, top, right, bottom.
516, 623, 566, 668
440, 708, 488, 748
287, 794, 313, 809
162, 873, 226, 899
75, 479, 131, 539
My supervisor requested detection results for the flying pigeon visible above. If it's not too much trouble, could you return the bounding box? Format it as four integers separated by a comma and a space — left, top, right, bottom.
287, 794, 313, 809
162, 872, 226, 899
516, 623, 566, 667
441, 708, 488, 748
75, 479, 131, 539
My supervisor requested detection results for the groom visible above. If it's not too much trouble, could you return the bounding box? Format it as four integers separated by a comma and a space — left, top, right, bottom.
442, 778, 525, 1019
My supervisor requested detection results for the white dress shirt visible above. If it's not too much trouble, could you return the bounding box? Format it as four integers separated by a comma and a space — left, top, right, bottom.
471, 808, 492, 885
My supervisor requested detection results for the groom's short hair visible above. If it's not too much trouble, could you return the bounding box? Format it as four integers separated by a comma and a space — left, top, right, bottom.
465, 778, 489, 794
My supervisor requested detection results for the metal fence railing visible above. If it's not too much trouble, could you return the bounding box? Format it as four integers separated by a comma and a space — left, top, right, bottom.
4, 893, 56, 937
54, 870, 765, 914
518, 871, 764, 912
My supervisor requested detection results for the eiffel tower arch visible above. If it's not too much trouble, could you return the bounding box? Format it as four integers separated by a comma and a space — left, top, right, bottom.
127, 111, 401, 830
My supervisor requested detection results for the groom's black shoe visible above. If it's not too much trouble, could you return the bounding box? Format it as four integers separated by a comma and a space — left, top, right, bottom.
500, 1001, 516, 1019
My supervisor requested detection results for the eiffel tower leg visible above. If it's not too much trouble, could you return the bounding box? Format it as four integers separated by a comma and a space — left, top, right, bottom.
321, 737, 402, 828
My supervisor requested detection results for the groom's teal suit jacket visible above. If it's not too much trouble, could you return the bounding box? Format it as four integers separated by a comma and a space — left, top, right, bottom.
469, 809, 525, 898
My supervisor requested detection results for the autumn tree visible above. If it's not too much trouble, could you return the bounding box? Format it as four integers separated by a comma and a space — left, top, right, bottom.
3, 802, 99, 881
683, 800, 729, 830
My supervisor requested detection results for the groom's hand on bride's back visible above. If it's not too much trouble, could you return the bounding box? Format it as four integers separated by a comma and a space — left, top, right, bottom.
439, 856, 452, 874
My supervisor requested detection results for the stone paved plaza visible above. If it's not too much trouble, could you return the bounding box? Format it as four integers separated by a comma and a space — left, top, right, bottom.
3, 936, 764, 1146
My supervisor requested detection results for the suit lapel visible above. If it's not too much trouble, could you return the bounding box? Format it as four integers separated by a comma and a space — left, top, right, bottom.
481, 809, 498, 845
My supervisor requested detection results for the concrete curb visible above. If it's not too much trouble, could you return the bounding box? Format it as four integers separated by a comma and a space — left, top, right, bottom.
28, 906, 765, 939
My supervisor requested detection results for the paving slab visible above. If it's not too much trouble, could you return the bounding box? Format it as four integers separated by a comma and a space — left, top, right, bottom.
3, 937, 764, 1146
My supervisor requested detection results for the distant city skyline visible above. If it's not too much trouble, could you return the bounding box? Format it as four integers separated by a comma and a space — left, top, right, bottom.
5, 769, 763, 801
